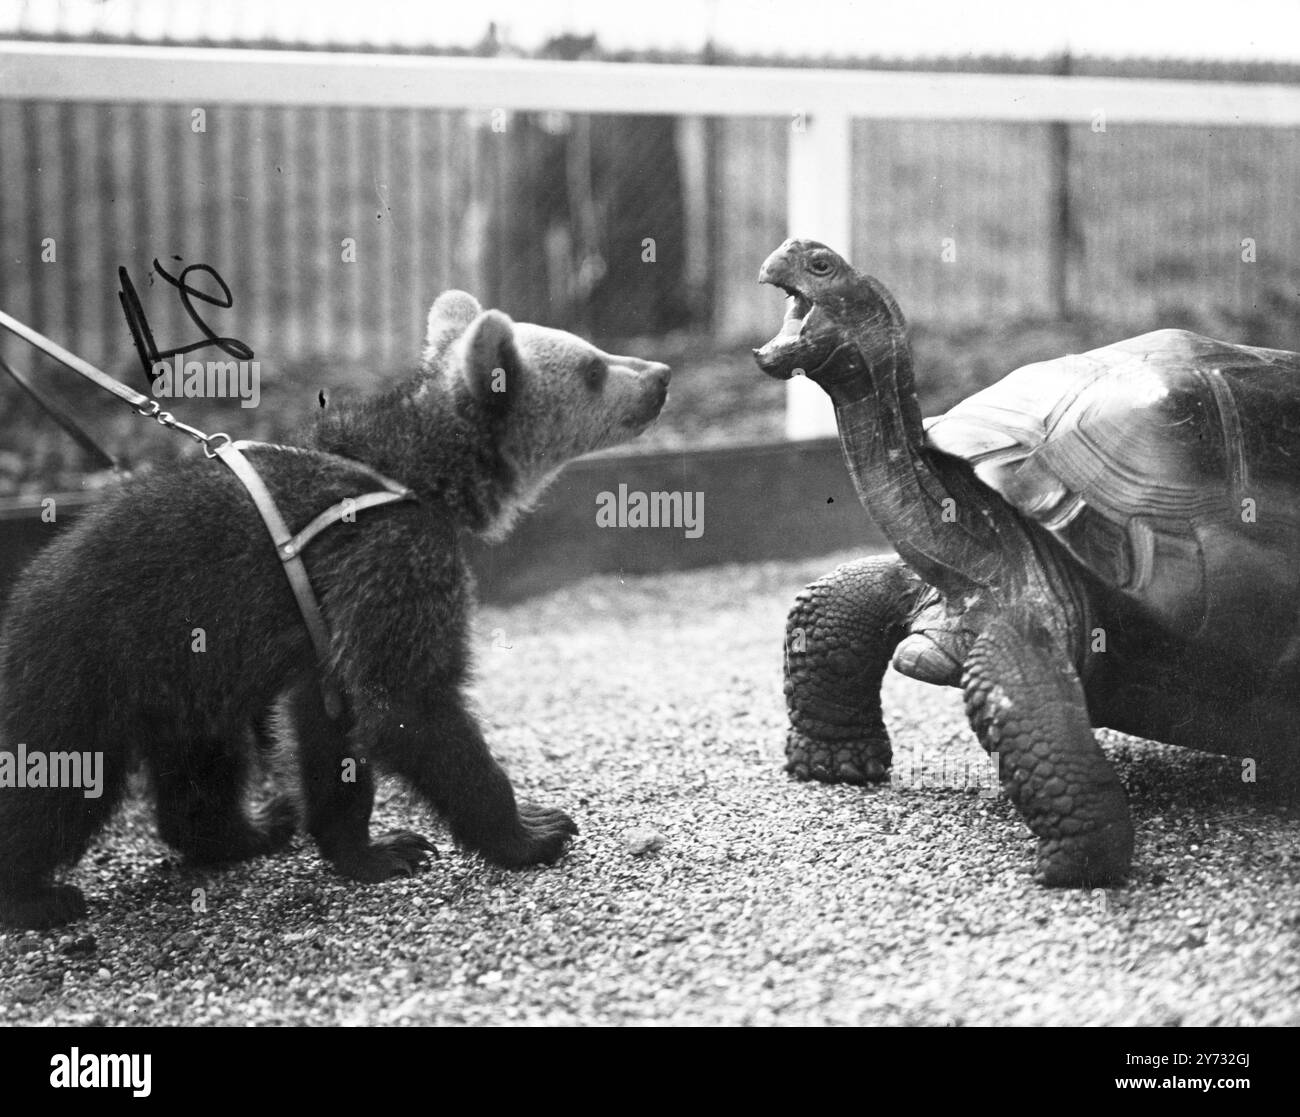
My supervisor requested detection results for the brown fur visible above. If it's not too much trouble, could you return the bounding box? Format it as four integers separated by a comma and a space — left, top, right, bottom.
0, 292, 669, 928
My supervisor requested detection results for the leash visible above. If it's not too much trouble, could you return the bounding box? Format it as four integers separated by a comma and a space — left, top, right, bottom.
0, 306, 236, 459
0, 308, 415, 720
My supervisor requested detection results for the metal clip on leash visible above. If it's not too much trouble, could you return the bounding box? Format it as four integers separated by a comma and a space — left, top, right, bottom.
130, 396, 232, 458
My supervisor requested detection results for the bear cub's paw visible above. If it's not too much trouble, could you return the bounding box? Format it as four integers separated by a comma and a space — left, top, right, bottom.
482, 804, 578, 868
180, 793, 300, 866
0, 883, 89, 931
330, 830, 438, 883
247, 793, 299, 854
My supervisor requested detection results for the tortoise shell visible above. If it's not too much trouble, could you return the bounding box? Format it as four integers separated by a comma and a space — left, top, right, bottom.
924, 329, 1300, 663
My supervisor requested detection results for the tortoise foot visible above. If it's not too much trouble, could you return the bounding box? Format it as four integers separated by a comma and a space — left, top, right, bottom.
1033, 820, 1134, 887
785, 730, 891, 785
965, 614, 1135, 889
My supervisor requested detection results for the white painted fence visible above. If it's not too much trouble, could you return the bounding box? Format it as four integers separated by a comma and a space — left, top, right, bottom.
3, 42, 1300, 437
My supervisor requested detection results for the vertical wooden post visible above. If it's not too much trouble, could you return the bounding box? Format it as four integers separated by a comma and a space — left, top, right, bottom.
785, 107, 851, 440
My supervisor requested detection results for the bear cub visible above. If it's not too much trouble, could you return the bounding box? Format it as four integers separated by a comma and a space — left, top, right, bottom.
0, 291, 669, 928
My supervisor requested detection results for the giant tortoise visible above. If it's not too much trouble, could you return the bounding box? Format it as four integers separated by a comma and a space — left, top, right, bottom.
753, 238, 1300, 886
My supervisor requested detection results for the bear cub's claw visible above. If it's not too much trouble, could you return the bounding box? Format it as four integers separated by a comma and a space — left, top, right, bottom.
332, 830, 438, 882
485, 804, 578, 868
253, 794, 300, 852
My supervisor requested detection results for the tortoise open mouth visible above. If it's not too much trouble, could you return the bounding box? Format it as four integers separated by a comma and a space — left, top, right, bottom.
753, 281, 816, 379
776, 285, 813, 338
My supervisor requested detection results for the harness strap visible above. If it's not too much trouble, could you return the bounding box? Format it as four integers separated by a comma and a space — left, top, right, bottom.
214, 441, 415, 721
277, 490, 413, 561
0, 309, 418, 722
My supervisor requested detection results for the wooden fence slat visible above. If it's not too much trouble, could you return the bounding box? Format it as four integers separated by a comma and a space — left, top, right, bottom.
313, 106, 334, 358
373, 106, 395, 366
403, 107, 424, 354
22, 102, 47, 348
0, 100, 30, 366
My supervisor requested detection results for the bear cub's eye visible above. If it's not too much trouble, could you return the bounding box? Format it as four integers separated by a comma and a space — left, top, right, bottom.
584, 360, 607, 391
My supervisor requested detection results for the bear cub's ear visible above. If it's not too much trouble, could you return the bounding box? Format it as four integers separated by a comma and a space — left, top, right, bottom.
423, 290, 483, 370
453, 309, 520, 410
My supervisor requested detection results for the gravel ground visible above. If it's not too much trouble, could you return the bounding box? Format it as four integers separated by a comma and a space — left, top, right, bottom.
2, 549, 1298, 1027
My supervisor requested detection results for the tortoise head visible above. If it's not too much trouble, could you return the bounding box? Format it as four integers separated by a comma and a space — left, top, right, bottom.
753, 238, 907, 390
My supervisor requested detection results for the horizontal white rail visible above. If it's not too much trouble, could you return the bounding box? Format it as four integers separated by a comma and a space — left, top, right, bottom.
3, 41, 1300, 126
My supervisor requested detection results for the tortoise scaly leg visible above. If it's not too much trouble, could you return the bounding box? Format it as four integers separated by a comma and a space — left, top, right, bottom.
963, 614, 1134, 886
783, 555, 923, 784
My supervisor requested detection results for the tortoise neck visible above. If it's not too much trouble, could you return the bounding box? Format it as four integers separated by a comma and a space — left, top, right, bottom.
825, 325, 1011, 600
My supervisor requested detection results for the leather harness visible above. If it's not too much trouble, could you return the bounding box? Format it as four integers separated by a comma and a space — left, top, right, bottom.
214, 440, 416, 720
0, 308, 416, 722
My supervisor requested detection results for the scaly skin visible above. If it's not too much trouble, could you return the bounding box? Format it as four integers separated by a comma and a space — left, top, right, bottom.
963, 615, 1133, 885
784, 555, 923, 783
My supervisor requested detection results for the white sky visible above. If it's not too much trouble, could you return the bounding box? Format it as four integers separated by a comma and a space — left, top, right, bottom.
4, 0, 1300, 62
